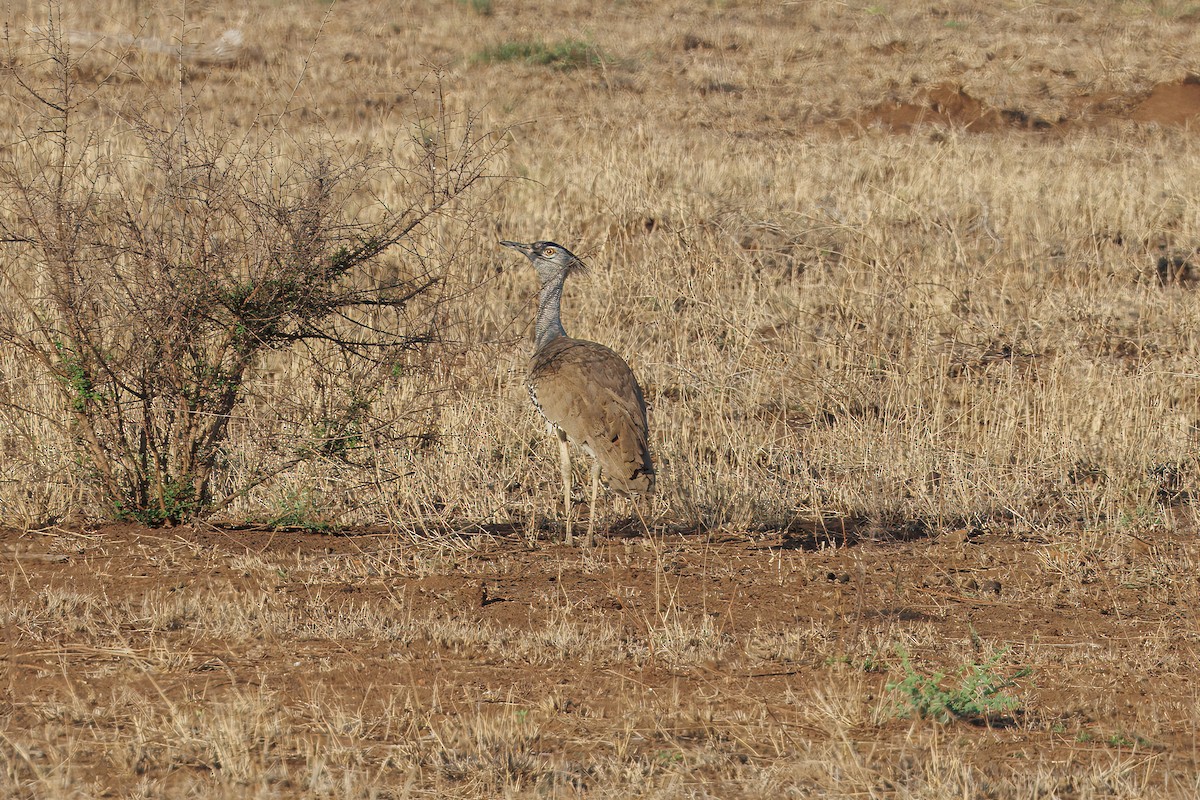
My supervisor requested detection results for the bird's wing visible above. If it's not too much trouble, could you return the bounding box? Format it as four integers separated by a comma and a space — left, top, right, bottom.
530, 338, 655, 494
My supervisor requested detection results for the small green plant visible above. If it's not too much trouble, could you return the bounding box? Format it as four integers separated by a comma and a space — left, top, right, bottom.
1116, 501, 1164, 533
265, 489, 335, 533
474, 39, 602, 70
1074, 727, 1158, 749
1107, 730, 1158, 749
53, 341, 105, 413
887, 646, 1030, 723
456, 0, 493, 15
114, 478, 201, 526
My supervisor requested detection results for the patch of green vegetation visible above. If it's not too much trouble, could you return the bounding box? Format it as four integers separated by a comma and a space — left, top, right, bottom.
1107, 730, 1160, 749
115, 479, 201, 527
266, 489, 336, 533
887, 646, 1030, 723
1115, 501, 1163, 532
475, 39, 602, 70
54, 340, 104, 413
1075, 727, 1161, 749
456, 0, 493, 15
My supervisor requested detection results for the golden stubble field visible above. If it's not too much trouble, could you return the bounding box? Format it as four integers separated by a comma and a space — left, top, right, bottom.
3, 0, 1200, 796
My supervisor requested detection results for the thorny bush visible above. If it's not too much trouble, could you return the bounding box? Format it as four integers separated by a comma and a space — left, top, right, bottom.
0, 17, 501, 523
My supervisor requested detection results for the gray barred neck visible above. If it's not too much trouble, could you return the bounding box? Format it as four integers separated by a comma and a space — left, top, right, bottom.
534, 274, 568, 352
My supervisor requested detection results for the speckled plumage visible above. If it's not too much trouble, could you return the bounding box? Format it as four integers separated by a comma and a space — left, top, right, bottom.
529, 336, 655, 494
500, 239, 655, 545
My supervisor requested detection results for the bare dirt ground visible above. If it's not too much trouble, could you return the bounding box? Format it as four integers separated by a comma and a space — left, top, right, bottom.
855, 75, 1200, 133
5, 516, 1199, 797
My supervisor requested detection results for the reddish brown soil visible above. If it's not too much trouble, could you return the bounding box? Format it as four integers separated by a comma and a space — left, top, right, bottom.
855, 76, 1200, 133
1130, 75, 1200, 124
4, 520, 1199, 793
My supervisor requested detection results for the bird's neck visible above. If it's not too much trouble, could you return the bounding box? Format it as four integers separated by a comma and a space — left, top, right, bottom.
534, 275, 568, 352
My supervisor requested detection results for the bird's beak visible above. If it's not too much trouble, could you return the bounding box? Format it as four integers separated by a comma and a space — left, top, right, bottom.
499, 240, 533, 257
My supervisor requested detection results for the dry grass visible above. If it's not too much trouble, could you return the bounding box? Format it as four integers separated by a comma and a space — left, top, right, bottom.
2, 0, 1200, 796
2, 0, 1199, 533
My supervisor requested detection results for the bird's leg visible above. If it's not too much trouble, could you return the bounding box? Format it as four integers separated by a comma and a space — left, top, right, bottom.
556, 428, 573, 545
586, 460, 601, 548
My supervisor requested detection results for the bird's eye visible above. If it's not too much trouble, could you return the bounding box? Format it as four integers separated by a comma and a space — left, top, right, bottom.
542, 247, 556, 257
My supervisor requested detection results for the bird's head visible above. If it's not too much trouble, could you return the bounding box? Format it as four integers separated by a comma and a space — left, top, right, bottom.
499, 240, 587, 286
